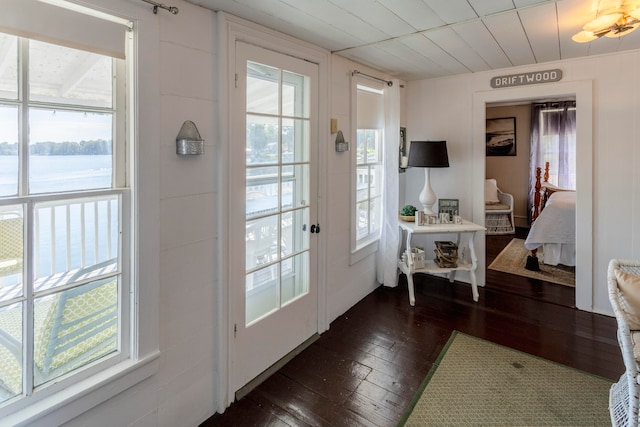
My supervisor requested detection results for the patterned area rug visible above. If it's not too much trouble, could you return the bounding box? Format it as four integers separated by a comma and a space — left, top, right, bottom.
399, 332, 612, 426
488, 238, 575, 287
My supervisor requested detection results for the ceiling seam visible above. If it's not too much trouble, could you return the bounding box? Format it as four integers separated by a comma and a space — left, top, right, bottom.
332, 0, 558, 54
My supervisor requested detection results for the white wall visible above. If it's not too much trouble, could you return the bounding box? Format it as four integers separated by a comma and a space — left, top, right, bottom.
65, 1, 219, 426
405, 50, 640, 316
486, 104, 531, 228
326, 55, 389, 322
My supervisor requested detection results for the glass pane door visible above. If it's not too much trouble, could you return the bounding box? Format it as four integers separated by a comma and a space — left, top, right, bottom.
245, 61, 311, 326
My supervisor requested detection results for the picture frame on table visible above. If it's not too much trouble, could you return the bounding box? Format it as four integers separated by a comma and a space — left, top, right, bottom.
438, 199, 459, 222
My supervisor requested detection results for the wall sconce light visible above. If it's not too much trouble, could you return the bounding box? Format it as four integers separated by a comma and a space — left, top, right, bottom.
335, 130, 349, 152
176, 120, 204, 155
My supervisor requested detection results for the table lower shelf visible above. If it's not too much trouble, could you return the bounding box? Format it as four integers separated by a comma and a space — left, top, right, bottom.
398, 259, 473, 275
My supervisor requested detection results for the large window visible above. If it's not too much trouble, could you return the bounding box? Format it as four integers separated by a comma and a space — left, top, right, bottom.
353, 83, 384, 252
531, 101, 577, 190
0, 31, 128, 407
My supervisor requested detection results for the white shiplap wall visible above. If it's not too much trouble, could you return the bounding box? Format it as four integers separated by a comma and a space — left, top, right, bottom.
405, 50, 640, 316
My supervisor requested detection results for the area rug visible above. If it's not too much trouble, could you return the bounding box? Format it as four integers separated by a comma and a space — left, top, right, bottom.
488, 238, 575, 287
399, 332, 612, 426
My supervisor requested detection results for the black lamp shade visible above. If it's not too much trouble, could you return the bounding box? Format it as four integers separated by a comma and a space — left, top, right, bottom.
407, 141, 449, 168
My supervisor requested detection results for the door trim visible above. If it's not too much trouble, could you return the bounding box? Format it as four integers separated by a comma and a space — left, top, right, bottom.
215, 12, 330, 412
472, 80, 593, 312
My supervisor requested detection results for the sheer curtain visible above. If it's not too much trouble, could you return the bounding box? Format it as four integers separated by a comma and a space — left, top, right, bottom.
528, 101, 576, 218
376, 79, 400, 287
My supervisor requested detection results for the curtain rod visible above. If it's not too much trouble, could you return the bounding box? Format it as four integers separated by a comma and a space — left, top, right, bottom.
140, 0, 179, 14
351, 70, 393, 87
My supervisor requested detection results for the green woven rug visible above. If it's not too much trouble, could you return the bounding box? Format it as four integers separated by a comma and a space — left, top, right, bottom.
399, 332, 612, 426
488, 238, 575, 287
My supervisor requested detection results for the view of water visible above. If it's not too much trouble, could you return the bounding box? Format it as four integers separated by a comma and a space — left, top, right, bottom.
0, 155, 118, 288
0, 155, 112, 196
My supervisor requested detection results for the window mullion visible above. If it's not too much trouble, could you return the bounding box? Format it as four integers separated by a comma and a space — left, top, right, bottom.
19, 38, 29, 197
23, 200, 35, 396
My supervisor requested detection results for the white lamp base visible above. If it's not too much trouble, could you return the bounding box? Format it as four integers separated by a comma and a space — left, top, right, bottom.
419, 168, 437, 215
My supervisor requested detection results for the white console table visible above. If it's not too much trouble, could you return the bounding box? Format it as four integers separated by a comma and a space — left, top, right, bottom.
398, 220, 485, 306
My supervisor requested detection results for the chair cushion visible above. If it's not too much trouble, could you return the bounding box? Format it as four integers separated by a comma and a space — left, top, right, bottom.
616, 269, 640, 330
486, 203, 510, 211
485, 179, 500, 204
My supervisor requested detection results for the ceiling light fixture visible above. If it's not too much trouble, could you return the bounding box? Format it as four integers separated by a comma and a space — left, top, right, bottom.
573, 4, 640, 42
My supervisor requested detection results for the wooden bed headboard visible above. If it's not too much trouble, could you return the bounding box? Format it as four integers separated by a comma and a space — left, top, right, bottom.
532, 161, 567, 222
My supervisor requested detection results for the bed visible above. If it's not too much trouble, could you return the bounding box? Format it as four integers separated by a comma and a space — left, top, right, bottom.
524, 163, 576, 267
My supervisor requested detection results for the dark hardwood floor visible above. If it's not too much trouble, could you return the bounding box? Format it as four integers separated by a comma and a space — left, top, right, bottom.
202, 229, 623, 426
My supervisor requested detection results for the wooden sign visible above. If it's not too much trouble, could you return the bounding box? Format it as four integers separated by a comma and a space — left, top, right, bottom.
491, 69, 562, 88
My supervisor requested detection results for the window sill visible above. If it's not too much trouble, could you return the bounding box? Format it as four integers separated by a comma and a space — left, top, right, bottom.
350, 239, 379, 265
2, 351, 160, 427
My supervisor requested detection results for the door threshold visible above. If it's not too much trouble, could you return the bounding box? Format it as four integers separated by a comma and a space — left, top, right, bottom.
235, 333, 320, 401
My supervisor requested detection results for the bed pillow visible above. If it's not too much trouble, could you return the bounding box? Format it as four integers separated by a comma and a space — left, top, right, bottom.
616, 269, 640, 330
485, 179, 500, 204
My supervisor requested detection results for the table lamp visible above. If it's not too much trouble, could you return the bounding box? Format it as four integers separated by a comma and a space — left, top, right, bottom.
407, 140, 449, 215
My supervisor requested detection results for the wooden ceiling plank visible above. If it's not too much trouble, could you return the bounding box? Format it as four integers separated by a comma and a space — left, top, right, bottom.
514, 0, 554, 7
400, 33, 470, 75
339, 44, 444, 80
327, 0, 416, 38
376, 0, 445, 31
421, 0, 478, 24
483, 11, 536, 66
277, 0, 389, 44
425, 27, 491, 72
519, 2, 560, 63
453, 20, 513, 70
467, 0, 515, 16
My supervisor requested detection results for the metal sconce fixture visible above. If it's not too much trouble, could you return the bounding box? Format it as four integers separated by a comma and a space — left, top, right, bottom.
176, 120, 204, 155
335, 130, 349, 152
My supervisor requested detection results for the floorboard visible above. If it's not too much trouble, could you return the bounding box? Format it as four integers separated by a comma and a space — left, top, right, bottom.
201, 231, 622, 426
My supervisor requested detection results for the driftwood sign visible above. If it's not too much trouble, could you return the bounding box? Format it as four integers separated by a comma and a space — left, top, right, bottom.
491, 69, 562, 88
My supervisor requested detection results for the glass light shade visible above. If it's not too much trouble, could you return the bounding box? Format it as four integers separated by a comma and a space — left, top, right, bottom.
583, 13, 622, 32
629, 8, 640, 20
572, 30, 598, 43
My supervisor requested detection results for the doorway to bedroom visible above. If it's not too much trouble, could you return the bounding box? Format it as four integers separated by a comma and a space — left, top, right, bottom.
484, 99, 576, 305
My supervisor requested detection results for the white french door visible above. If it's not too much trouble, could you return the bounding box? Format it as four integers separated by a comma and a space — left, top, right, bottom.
230, 41, 319, 392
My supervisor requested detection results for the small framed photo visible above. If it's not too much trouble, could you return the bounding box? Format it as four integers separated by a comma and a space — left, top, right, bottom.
438, 199, 459, 222
427, 215, 438, 225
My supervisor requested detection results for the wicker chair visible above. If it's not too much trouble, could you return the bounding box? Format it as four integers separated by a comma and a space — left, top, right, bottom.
484, 179, 515, 235
608, 259, 640, 427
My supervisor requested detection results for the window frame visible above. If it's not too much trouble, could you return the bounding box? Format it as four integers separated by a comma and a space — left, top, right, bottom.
0, 2, 160, 423
0, 31, 129, 405
537, 106, 577, 190
349, 79, 385, 264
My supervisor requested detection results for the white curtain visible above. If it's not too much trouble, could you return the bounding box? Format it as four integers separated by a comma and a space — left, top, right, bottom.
376, 79, 400, 287
528, 101, 576, 219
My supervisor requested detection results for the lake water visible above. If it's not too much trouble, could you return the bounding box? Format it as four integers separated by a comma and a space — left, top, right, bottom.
0, 155, 117, 286
0, 155, 112, 196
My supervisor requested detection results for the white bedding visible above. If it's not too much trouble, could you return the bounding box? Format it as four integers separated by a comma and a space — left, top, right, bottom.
524, 191, 576, 266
